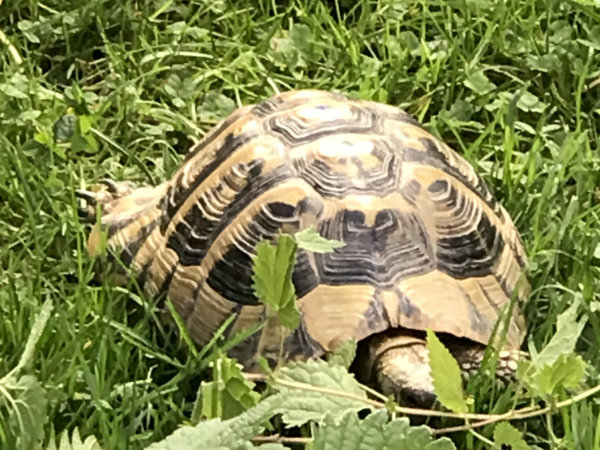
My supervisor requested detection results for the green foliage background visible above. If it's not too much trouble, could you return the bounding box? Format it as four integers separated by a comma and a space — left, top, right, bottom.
1, 0, 600, 448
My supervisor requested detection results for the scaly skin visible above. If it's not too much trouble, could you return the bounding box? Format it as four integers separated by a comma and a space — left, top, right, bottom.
368, 331, 526, 407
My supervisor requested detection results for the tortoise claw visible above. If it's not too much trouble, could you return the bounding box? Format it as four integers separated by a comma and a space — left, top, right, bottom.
76, 177, 136, 222
75, 189, 98, 204
99, 178, 119, 193
76, 189, 99, 221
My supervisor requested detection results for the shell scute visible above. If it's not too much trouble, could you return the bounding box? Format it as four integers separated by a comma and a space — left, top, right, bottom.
90, 90, 529, 369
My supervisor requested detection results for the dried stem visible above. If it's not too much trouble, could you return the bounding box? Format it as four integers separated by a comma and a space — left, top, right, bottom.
245, 371, 600, 436
251, 435, 312, 445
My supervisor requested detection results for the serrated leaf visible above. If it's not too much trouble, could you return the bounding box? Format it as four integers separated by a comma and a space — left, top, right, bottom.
294, 226, 345, 253
522, 353, 586, 398
201, 355, 260, 420
426, 330, 467, 413
533, 303, 586, 368
326, 338, 357, 370
271, 359, 370, 427
0, 300, 53, 448
46, 428, 103, 450
146, 394, 283, 450
200, 381, 222, 420
313, 410, 456, 450
252, 236, 299, 329
493, 422, 530, 450
520, 304, 588, 399
0, 374, 47, 448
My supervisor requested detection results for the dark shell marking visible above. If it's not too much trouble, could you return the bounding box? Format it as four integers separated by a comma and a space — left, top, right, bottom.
89, 90, 530, 369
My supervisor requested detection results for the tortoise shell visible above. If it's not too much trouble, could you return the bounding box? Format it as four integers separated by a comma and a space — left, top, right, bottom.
87, 90, 530, 369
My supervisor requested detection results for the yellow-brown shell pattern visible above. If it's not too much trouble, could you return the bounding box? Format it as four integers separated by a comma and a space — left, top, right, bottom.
94, 90, 530, 370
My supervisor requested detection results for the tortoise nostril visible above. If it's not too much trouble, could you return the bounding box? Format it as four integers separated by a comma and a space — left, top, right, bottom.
401, 389, 437, 409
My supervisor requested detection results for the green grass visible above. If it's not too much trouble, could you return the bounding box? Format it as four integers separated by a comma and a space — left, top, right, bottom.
1, 0, 600, 448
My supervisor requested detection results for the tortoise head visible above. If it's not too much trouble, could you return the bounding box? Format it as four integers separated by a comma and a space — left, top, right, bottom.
76, 179, 168, 258
369, 333, 437, 408
368, 330, 525, 408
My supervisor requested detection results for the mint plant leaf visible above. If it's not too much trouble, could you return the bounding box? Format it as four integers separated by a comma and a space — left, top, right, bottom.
47, 428, 103, 450
521, 353, 586, 399
200, 354, 260, 420
313, 410, 456, 450
426, 329, 467, 413
0, 374, 47, 449
252, 235, 299, 329
271, 359, 370, 427
536, 353, 585, 393
0, 299, 53, 448
533, 303, 586, 368
294, 226, 345, 253
493, 422, 529, 450
146, 394, 283, 450
326, 338, 357, 370
520, 304, 587, 399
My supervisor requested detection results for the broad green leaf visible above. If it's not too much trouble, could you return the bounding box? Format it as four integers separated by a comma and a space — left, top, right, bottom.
270, 35, 301, 70
516, 91, 547, 113
521, 353, 586, 398
271, 359, 370, 427
493, 422, 530, 450
464, 70, 496, 95
289, 23, 312, 56
146, 394, 283, 450
519, 304, 587, 399
313, 410, 456, 450
46, 428, 103, 450
79, 115, 93, 134
0, 299, 53, 448
200, 381, 222, 419
197, 91, 237, 122
200, 355, 260, 420
533, 303, 586, 368
536, 353, 586, 393
0, 375, 47, 449
268, 23, 315, 71
426, 330, 467, 414
294, 226, 345, 253
0, 82, 29, 98
326, 338, 357, 370
252, 235, 299, 329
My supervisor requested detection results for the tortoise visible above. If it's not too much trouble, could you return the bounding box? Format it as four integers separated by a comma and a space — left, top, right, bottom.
76, 89, 530, 407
